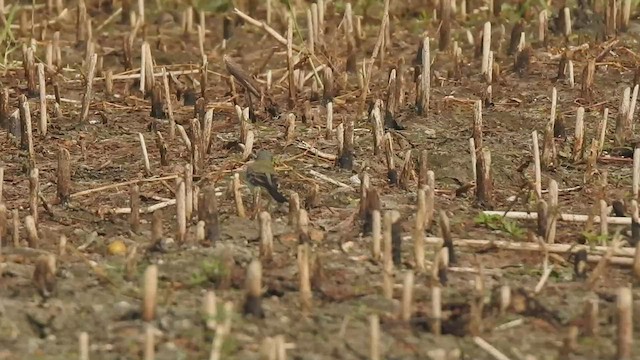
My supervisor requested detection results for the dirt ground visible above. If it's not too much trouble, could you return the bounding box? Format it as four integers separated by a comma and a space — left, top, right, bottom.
1, 0, 640, 359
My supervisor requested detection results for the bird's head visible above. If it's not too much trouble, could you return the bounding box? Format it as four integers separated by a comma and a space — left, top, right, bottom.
256, 150, 273, 162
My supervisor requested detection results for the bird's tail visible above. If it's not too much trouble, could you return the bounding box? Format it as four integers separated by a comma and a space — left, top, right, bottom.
267, 186, 288, 203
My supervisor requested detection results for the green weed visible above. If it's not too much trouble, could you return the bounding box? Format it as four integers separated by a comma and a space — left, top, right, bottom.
474, 213, 525, 240
189, 258, 229, 287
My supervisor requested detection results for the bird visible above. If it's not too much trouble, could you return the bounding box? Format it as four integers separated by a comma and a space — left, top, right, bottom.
243, 150, 288, 203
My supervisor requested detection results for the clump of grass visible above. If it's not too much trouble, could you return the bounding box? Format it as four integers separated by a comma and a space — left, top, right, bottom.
474, 213, 525, 240
581, 230, 609, 247
189, 258, 230, 287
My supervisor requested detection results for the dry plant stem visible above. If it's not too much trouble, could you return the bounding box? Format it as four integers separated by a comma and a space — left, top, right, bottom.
417, 150, 428, 187
105, 70, 113, 95
70, 174, 178, 199
285, 113, 296, 144
142, 264, 158, 321
260, 337, 276, 359
419, 236, 637, 259
473, 100, 483, 149
137, 0, 144, 23
19, 95, 35, 168
144, 44, 155, 95
360, 0, 390, 113
306, 9, 314, 55
0, 204, 6, 246
298, 244, 312, 312
532, 131, 542, 198
622, 0, 632, 30
259, 211, 273, 261
144, 325, 154, 360
24, 215, 38, 248
414, 191, 426, 271
582, 60, 595, 101
616, 87, 632, 146
600, 199, 609, 239
204, 291, 217, 331
184, 164, 193, 220
37, 63, 47, 136
547, 179, 558, 243
138, 133, 152, 176
476, 148, 493, 207
32, 253, 56, 298
483, 210, 634, 225
634, 148, 640, 198
628, 85, 639, 129
474, 337, 510, 360
439, 0, 451, 51
298, 209, 310, 240
12, 209, 19, 247
29, 168, 39, 226
419, 37, 431, 115
587, 236, 620, 288
288, 192, 300, 228
139, 41, 147, 93
233, 8, 301, 52
233, 173, 246, 218
584, 298, 599, 336
382, 211, 396, 299
151, 210, 163, 245
431, 285, 442, 335
242, 130, 254, 160
0, 90, 8, 130
439, 211, 455, 263
564, 7, 572, 36
286, 19, 295, 108
155, 132, 168, 166
359, 173, 370, 218
481, 22, 491, 75
372, 209, 382, 261
130, 184, 140, 233
177, 125, 192, 152
244, 259, 263, 317
534, 263, 554, 294
399, 150, 413, 190
176, 179, 186, 243
541, 88, 557, 169
196, 221, 205, 241
370, 314, 380, 360
161, 68, 175, 139
568, 60, 575, 87
308, 170, 354, 190
370, 100, 384, 155
616, 287, 632, 360
469, 138, 477, 180
57, 147, 71, 204
499, 285, 511, 315
426, 171, 435, 228
633, 242, 640, 279
24, 47, 37, 96
400, 271, 414, 323
325, 101, 333, 139
79, 54, 97, 123
79, 332, 89, 360
573, 107, 584, 162
385, 133, 396, 182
